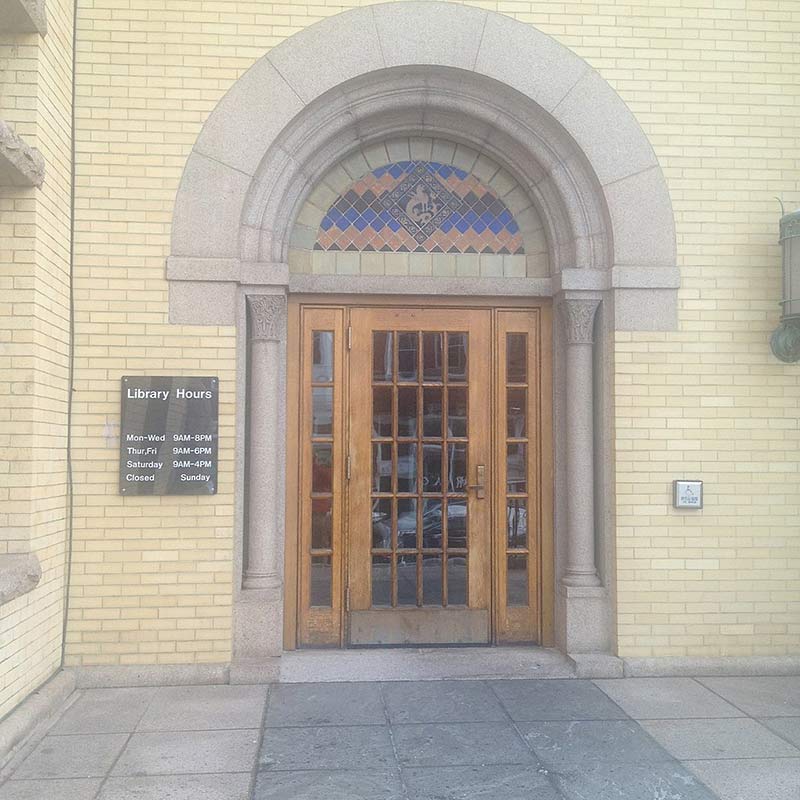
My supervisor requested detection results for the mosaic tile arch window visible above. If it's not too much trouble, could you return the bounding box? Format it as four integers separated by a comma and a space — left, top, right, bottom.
315, 161, 526, 255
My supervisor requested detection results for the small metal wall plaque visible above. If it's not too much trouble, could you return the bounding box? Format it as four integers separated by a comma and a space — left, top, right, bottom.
120, 376, 219, 495
673, 480, 703, 509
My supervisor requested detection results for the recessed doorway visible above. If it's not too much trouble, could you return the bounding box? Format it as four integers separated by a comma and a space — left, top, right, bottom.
284, 298, 553, 649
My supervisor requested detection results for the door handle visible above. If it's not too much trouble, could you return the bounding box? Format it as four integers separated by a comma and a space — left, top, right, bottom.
467, 464, 486, 499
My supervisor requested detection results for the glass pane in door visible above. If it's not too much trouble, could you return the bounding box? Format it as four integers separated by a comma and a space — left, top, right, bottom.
369, 329, 470, 607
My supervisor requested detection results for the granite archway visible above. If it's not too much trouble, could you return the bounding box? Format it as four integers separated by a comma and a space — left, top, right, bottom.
166, 2, 678, 677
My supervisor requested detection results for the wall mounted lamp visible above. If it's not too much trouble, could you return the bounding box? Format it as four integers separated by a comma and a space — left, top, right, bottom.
770, 206, 800, 363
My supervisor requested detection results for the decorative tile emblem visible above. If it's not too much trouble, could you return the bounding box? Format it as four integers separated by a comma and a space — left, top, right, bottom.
315, 161, 525, 255
380, 162, 461, 244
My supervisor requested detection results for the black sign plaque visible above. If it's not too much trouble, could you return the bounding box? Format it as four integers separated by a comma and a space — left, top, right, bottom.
120, 376, 219, 495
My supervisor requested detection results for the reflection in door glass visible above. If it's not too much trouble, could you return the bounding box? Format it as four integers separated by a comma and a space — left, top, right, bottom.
507, 554, 528, 606
423, 554, 443, 605
506, 387, 526, 438
397, 498, 418, 549
372, 386, 393, 437
447, 387, 468, 438
397, 443, 418, 493
423, 332, 443, 382
421, 499, 443, 549
312, 387, 333, 436
369, 329, 470, 609
423, 388, 442, 437
446, 499, 468, 549
507, 498, 527, 549
372, 331, 393, 381
397, 387, 418, 436
448, 443, 467, 493
506, 333, 527, 383
372, 443, 393, 492
372, 555, 391, 606
371, 498, 392, 549
422, 444, 443, 493
312, 331, 334, 382
397, 555, 417, 605
312, 444, 333, 493
311, 497, 333, 549
310, 555, 332, 606
447, 555, 467, 605
398, 332, 418, 382
506, 443, 527, 493
447, 333, 468, 382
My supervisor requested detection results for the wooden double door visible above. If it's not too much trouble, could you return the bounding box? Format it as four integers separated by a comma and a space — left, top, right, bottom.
286, 300, 552, 649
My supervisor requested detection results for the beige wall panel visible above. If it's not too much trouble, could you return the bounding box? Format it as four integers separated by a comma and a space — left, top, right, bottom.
56, 0, 800, 669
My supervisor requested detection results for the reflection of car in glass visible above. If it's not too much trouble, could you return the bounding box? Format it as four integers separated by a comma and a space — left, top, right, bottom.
373, 501, 467, 549
506, 501, 528, 548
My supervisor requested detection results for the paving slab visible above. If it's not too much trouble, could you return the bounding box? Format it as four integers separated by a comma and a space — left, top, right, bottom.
137, 685, 268, 732
49, 688, 156, 735
98, 772, 252, 799
264, 683, 385, 727
253, 769, 404, 800
0, 778, 103, 800
594, 678, 743, 719
685, 757, 800, 800
259, 724, 395, 771
552, 760, 720, 800
640, 717, 800, 760
519, 719, 671, 768
698, 677, 800, 717
392, 722, 535, 767
490, 679, 628, 721
403, 764, 560, 800
382, 680, 507, 724
759, 716, 800, 748
12, 733, 129, 780
112, 729, 260, 776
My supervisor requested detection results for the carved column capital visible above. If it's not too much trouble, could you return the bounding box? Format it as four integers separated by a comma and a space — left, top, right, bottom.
561, 298, 601, 345
247, 294, 286, 342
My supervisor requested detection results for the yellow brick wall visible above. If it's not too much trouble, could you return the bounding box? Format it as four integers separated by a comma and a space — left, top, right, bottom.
64, 0, 800, 666
0, 0, 74, 717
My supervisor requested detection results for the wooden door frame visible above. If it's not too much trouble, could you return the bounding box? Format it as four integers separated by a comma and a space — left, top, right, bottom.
284, 294, 554, 650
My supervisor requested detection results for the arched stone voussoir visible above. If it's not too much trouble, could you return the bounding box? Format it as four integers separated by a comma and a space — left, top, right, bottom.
172, 152, 251, 260
265, 5, 385, 104
552, 70, 660, 188
604, 166, 677, 268
474, 8, 590, 113
194, 57, 306, 178
372, 1, 488, 71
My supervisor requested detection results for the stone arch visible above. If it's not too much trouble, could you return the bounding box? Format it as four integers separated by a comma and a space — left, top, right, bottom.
169, 3, 678, 326
165, 2, 679, 674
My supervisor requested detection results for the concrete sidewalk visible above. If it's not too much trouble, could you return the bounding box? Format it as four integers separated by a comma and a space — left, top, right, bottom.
0, 676, 798, 799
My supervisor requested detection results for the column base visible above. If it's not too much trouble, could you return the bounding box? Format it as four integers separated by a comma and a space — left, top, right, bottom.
233, 587, 283, 660
557, 582, 613, 655
242, 571, 282, 591
560, 570, 601, 588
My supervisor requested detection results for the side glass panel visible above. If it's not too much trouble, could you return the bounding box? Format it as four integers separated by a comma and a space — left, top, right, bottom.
505, 332, 530, 608
308, 330, 335, 607
369, 329, 470, 608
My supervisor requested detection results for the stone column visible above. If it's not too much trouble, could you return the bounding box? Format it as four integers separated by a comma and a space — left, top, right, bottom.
244, 294, 286, 590
561, 297, 602, 587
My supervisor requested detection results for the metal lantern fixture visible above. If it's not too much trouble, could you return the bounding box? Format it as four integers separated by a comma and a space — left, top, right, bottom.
770, 207, 800, 363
